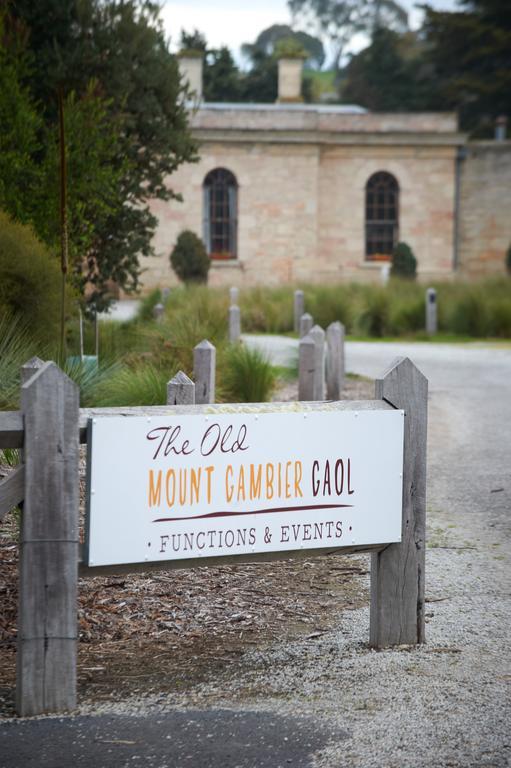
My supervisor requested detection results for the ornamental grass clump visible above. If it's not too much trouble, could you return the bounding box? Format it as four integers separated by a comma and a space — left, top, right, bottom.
222, 344, 277, 403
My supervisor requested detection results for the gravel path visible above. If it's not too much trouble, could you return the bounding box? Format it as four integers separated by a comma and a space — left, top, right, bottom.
194, 338, 511, 766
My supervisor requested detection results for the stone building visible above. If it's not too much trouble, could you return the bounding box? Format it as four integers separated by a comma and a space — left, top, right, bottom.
144, 56, 511, 291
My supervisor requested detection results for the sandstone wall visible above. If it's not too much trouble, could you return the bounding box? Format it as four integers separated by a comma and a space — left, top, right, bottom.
458, 142, 511, 278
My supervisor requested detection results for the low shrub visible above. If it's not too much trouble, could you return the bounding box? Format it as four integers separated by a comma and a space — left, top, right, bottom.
506, 244, 511, 276
0, 211, 75, 343
391, 242, 417, 280
170, 230, 210, 284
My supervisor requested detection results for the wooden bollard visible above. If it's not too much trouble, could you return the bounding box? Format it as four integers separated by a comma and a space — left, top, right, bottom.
229, 286, 239, 307
229, 305, 241, 344
298, 333, 315, 401
153, 302, 165, 322
17, 362, 79, 716
326, 321, 345, 400
299, 312, 313, 338
370, 357, 428, 647
294, 290, 304, 333
193, 340, 216, 404
309, 324, 325, 401
426, 288, 437, 335
167, 370, 195, 405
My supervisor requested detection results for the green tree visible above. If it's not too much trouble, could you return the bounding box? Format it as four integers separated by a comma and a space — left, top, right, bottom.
242, 24, 325, 69
0, 12, 41, 223
343, 29, 434, 110
423, 0, 511, 135
288, 0, 408, 70
10, 0, 197, 309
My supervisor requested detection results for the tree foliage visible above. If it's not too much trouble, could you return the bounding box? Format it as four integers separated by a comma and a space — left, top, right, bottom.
5, 1, 197, 310
170, 230, 210, 284
288, 0, 408, 69
242, 24, 325, 69
422, 0, 511, 136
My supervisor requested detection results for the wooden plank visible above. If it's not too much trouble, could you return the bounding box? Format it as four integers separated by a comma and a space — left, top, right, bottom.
370, 356, 428, 648
0, 465, 25, 521
16, 361, 79, 716
0, 411, 24, 449
299, 312, 313, 338
228, 305, 241, 344
193, 339, 216, 404
80, 542, 385, 578
293, 290, 304, 333
79, 399, 394, 440
326, 321, 345, 400
298, 334, 315, 401
167, 370, 195, 405
310, 325, 325, 401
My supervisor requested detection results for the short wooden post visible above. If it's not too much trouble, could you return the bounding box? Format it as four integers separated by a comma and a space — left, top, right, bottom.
426, 288, 437, 335
193, 339, 216, 404
17, 362, 79, 715
167, 370, 195, 405
370, 357, 428, 648
153, 302, 165, 322
229, 286, 239, 307
229, 305, 241, 344
294, 290, 304, 333
309, 324, 325, 401
298, 333, 315, 401
326, 321, 345, 400
299, 312, 313, 338
162, 287, 171, 304
21, 357, 45, 385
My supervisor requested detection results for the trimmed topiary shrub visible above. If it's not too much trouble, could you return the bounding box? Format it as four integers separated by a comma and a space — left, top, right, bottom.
391, 241, 417, 280
170, 230, 210, 284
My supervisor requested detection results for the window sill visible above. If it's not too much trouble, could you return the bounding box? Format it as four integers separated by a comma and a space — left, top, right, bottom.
210, 259, 243, 269
359, 260, 391, 269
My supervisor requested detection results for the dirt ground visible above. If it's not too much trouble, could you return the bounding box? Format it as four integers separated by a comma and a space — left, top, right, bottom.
0, 376, 374, 717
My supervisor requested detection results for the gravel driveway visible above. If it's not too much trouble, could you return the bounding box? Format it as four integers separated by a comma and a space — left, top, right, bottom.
2, 339, 510, 767
218, 338, 511, 767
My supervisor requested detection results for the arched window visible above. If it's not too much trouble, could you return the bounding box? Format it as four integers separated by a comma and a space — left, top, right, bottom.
203, 168, 238, 260
365, 172, 399, 260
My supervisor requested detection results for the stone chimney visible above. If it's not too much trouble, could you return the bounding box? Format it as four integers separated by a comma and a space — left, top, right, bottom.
277, 56, 304, 103
178, 53, 203, 101
495, 116, 507, 141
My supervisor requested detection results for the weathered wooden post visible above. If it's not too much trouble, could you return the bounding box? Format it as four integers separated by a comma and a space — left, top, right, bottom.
370, 357, 428, 647
326, 321, 345, 400
17, 362, 79, 716
309, 324, 325, 401
153, 302, 165, 322
294, 290, 304, 333
193, 340, 216, 404
229, 286, 239, 307
299, 312, 313, 338
162, 287, 171, 304
426, 288, 437, 335
298, 333, 315, 401
380, 263, 391, 286
229, 305, 241, 344
21, 357, 45, 385
167, 370, 195, 405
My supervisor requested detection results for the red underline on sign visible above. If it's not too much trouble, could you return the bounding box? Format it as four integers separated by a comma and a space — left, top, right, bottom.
152, 503, 353, 523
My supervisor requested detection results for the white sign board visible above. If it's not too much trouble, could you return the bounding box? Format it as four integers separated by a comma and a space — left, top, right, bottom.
85, 408, 404, 567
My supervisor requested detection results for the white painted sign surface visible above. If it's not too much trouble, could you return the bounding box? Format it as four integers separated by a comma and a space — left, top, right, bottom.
85, 409, 404, 567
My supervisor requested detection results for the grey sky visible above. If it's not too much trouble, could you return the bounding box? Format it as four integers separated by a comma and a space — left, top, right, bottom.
161, 0, 459, 65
